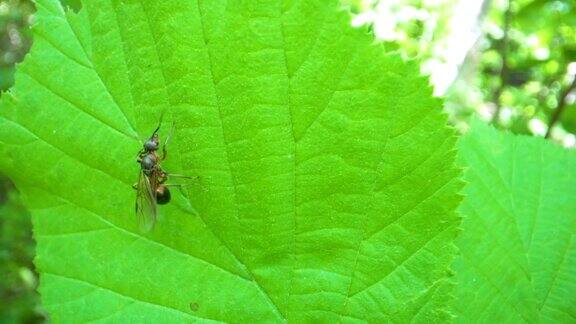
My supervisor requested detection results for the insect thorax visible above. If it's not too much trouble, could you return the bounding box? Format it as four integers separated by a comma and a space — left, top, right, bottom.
140, 154, 157, 171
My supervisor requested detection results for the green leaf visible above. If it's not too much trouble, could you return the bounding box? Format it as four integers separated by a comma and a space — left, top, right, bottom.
515, 0, 576, 33
454, 120, 576, 323
0, 66, 16, 92
0, 0, 462, 321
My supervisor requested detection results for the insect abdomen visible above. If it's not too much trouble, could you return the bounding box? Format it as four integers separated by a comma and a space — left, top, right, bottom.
156, 186, 171, 205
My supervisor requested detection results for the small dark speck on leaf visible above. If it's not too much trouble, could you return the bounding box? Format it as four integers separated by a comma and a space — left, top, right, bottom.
190, 302, 199, 312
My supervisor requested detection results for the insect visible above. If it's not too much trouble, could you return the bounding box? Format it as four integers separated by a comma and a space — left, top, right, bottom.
134, 121, 188, 232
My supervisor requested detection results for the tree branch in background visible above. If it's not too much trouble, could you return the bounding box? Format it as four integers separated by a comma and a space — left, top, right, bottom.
491, 0, 512, 124
545, 77, 576, 139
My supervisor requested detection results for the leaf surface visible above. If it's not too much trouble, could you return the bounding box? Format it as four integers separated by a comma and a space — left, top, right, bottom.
455, 120, 576, 323
0, 0, 462, 322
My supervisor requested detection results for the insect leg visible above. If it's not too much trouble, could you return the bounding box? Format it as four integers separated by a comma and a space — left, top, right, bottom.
161, 121, 176, 161
163, 184, 196, 201
165, 175, 206, 192
164, 183, 195, 188
166, 173, 195, 179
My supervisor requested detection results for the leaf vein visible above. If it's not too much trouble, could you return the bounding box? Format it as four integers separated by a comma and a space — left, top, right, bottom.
295, 39, 362, 142
138, 1, 286, 320
43, 272, 221, 323
19, 69, 133, 139
350, 225, 452, 299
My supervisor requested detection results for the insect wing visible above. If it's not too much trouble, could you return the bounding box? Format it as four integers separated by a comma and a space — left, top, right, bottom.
135, 170, 157, 232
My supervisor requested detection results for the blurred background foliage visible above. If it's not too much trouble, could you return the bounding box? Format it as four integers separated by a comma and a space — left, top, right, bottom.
0, 0, 33, 92
0, 0, 575, 320
1, 1, 42, 322
345, 0, 576, 146
0, 174, 45, 323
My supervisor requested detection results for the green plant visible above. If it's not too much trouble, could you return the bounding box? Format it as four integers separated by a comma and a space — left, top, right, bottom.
455, 120, 576, 322
0, 0, 574, 322
0, 0, 34, 91
0, 0, 461, 321
483, 0, 576, 138
0, 175, 44, 322
350, 0, 576, 144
